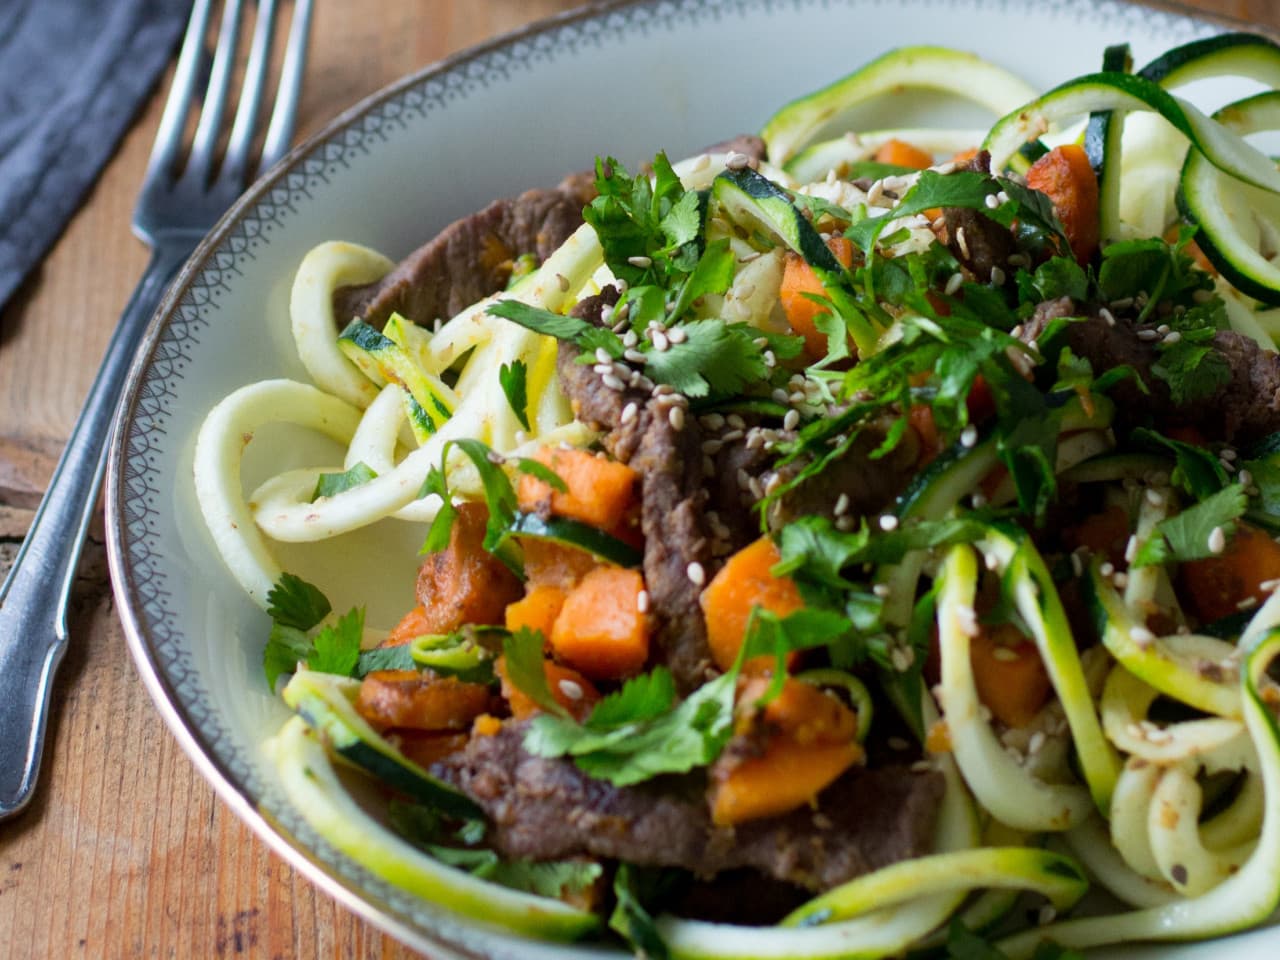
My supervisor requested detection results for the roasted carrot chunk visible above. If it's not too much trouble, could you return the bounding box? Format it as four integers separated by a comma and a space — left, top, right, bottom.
505, 584, 568, 637
385, 605, 436, 647
779, 235, 855, 361
1025, 144, 1100, 264
550, 566, 651, 680
710, 736, 863, 826
737, 671, 859, 746
873, 138, 935, 170
391, 730, 470, 767
517, 447, 639, 531
496, 656, 600, 722
1179, 523, 1280, 624
523, 538, 600, 590
413, 501, 523, 636
1064, 503, 1131, 566
970, 623, 1052, 728
701, 537, 804, 672
355, 670, 492, 732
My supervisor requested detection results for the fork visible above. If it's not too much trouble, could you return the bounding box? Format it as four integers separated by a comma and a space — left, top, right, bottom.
0, 0, 313, 819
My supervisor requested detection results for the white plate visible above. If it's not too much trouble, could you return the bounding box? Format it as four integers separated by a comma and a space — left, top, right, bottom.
106, 1, 1279, 957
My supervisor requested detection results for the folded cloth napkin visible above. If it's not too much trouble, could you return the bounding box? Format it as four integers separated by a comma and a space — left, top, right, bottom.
0, 0, 191, 312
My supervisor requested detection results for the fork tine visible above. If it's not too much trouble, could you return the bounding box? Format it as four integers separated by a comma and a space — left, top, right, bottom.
259, 0, 314, 171
223, 0, 280, 185
144, 0, 216, 183
188, 0, 246, 181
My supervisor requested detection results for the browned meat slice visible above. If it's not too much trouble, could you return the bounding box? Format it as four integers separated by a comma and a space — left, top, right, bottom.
1021, 297, 1280, 444
414, 501, 523, 635
433, 722, 944, 891
333, 170, 597, 329
942, 150, 1017, 283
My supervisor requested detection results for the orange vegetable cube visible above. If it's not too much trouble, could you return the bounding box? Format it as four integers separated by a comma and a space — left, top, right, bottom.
505, 584, 567, 638
496, 656, 600, 722
517, 447, 639, 530
550, 566, 651, 680
779, 235, 856, 361
1179, 523, 1280, 624
701, 537, 805, 671
970, 623, 1052, 728
710, 735, 862, 826
523, 538, 600, 590
355, 670, 492, 732
873, 138, 935, 170
737, 670, 859, 746
414, 501, 523, 636
1025, 144, 1100, 264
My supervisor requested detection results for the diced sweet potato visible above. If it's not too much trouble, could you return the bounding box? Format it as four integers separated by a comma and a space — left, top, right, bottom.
550, 566, 651, 680
355, 670, 492, 732
701, 537, 805, 671
517, 447, 639, 531
737, 670, 858, 746
710, 736, 863, 826
414, 501, 523, 635
779, 236, 855, 361
873, 138, 934, 170
496, 656, 600, 722
523, 538, 600, 590
390, 730, 470, 767
1025, 144, 1100, 264
1179, 522, 1280, 624
970, 623, 1052, 728
505, 584, 567, 638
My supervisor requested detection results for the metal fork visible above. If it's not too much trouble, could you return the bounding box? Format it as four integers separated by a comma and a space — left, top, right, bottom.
0, 0, 313, 819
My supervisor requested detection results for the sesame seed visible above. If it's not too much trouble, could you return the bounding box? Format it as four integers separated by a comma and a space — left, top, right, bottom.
628, 255, 652, 268
1099, 307, 1117, 327
784, 409, 800, 431
789, 390, 806, 404
1110, 297, 1134, 309
687, 561, 706, 586
960, 425, 978, 448
984, 552, 999, 571
1100, 561, 1115, 577
720, 429, 745, 443
652, 330, 670, 352
834, 493, 850, 516
772, 388, 790, 404
701, 439, 724, 455
624, 348, 646, 364
945, 272, 964, 296
984, 193, 1000, 210
1124, 535, 1138, 564
1136, 328, 1160, 341
1113, 571, 1129, 589
1238, 596, 1260, 611
1263, 579, 1280, 592
637, 590, 650, 613
1028, 731, 1046, 755
486, 451, 506, 465
692, 153, 711, 172
726, 414, 745, 430
873, 583, 891, 598
763, 350, 777, 368
593, 363, 613, 375
1070, 552, 1084, 577
971, 492, 987, 509
1220, 447, 1238, 461
1039, 905, 1057, 926
879, 514, 899, 531
725, 151, 751, 170
668, 327, 687, 344
1145, 488, 1165, 507
1209, 526, 1227, 556
595, 347, 612, 364
890, 646, 914, 671
668, 406, 686, 430
1157, 324, 1171, 335
956, 226, 970, 259
621, 402, 638, 425
992, 646, 1019, 662
1130, 625, 1157, 646
622, 330, 639, 347
1162, 331, 1182, 345
558, 679, 584, 700
602, 373, 626, 391
1239, 469, 1253, 487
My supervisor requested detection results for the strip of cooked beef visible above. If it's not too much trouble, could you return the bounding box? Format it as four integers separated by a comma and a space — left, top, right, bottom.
434, 722, 944, 892
942, 150, 1018, 283
1022, 295, 1280, 443
332, 170, 597, 330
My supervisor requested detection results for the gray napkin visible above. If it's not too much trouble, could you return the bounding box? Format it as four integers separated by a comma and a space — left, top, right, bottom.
0, 0, 190, 312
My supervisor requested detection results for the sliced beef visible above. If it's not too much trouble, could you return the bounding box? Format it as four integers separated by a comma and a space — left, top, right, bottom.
942, 150, 1017, 283
434, 722, 944, 892
1022, 297, 1280, 444
333, 170, 597, 329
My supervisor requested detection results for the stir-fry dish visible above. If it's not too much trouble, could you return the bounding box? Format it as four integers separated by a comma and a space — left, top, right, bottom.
196, 35, 1280, 958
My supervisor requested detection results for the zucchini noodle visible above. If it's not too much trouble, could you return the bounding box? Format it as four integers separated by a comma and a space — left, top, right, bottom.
195, 37, 1280, 960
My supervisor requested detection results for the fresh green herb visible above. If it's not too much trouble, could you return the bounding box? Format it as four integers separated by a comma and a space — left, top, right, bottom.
1134, 483, 1248, 566
501, 628, 570, 718
643, 317, 768, 398
261, 574, 363, 690
1131, 428, 1228, 500
311, 461, 377, 501
524, 665, 736, 786
610, 864, 673, 960
266, 572, 331, 630
355, 644, 417, 676
498, 360, 531, 430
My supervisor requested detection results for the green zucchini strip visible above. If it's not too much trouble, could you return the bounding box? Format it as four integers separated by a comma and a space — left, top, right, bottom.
785, 127, 985, 184
979, 529, 1121, 813
1100, 664, 1246, 765
1147, 764, 1256, 896
935, 542, 1095, 830
762, 46, 1036, 165
265, 716, 599, 940
781, 846, 1087, 928
997, 628, 1280, 956
1085, 563, 1242, 719
983, 73, 1280, 195
1064, 814, 1179, 909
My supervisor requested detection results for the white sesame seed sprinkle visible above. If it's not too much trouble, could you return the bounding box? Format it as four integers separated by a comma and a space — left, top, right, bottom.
687, 562, 706, 586
879, 514, 899, 531
602, 373, 626, 391
1162, 331, 1182, 345
1209, 526, 1227, 555
956, 226, 970, 259
558, 679, 584, 700
960, 425, 978, 448
627, 255, 652, 268
652, 330, 670, 352
834, 493, 850, 516
726, 151, 752, 170
621, 402, 638, 425
1136, 328, 1160, 341
595, 347, 612, 364
1099, 307, 1117, 327
1146, 488, 1165, 507
873, 583, 891, 598
984, 193, 1000, 209
992, 646, 1019, 662
637, 590, 650, 613
1239, 469, 1253, 487
945, 272, 964, 296
784, 409, 800, 431
668, 327, 687, 344
1100, 561, 1115, 577
668, 406, 686, 430
624, 348, 646, 364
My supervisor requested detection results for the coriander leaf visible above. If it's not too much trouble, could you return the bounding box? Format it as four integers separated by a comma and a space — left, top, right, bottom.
266, 572, 331, 631
498, 360, 531, 430
643, 318, 767, 397
501, 628, 570, 718
487, 300, 591, 340
1030, 256, 1088, 302
418, 462, 457, 555
1134, 483, 1247, 567
586, 667, 677, 728
1243, 454, 1280, 526
309, 606, 364, 677
576, 325, 626, 358
355, 644, 417, 676
513, 457, 567, 493
610, 864, 673, 960
1151, 340, 1230, 405
263, 623, 313, 692
668, 237, 735, 322
312, 461, 377, 501
1131, 428, 1228, 499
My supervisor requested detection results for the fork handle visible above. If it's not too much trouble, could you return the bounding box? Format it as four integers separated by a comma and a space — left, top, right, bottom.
0, 241, 192, 819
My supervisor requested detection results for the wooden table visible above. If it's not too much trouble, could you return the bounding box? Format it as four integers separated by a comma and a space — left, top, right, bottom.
0, 0, 1275, 956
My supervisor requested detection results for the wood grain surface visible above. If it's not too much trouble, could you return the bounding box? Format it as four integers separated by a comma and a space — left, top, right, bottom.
0, 1, 1275, 957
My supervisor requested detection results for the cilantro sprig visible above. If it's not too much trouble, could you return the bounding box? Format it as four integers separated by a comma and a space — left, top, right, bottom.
262, 573, 364, 691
